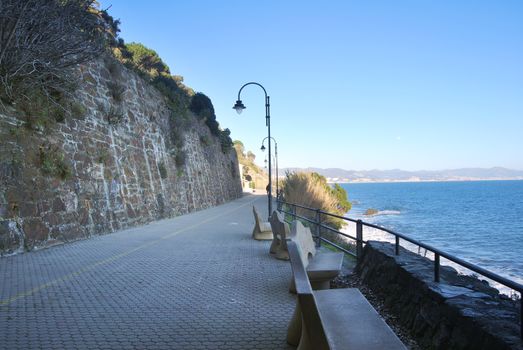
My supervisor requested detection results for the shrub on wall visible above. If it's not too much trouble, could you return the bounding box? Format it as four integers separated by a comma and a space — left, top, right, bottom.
189, 92, 233, 152
38, 144, 72, 180
116, 42, 194, 113
158, 161, 168, 179
0, 0, 109, 121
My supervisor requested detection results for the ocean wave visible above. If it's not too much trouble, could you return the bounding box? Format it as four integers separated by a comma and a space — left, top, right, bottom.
364, 209, 401, 216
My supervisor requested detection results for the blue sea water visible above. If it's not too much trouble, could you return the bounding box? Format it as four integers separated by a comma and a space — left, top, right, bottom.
340, 180, 523, 289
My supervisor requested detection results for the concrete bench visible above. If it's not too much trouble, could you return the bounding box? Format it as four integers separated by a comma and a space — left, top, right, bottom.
286, 240, 407, 350
290, 221, 344, 291
252, 206, 272, 240
268, 211, 292, 260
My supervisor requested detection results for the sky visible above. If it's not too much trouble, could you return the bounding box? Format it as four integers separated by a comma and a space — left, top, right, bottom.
99, 0, 523, 171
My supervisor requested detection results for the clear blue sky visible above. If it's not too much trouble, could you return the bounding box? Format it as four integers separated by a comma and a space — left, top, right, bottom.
99, 0, 522, 171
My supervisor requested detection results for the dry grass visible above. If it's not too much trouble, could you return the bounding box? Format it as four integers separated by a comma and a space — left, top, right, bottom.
282, 172, 344, 229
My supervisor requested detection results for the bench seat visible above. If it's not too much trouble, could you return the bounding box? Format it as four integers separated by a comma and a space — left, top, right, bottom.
307, 252, 344, 289
269, 211, 292, 260
290, 221, 344, 291
286, 240, 406, 350
314, 288, 406, 350
252, 206, 273, 240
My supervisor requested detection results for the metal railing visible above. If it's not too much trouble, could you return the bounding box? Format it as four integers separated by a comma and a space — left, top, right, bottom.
277, 199, 523, 339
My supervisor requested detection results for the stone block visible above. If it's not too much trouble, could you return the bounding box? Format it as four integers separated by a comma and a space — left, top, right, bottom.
0, 220, 23, 254
19, 202, 38, 217
23, 218, 49, 242
52, 198, 66, 212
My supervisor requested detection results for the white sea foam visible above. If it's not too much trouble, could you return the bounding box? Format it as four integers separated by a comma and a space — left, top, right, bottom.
340, 222, 521, 297
364, 209, 401, 217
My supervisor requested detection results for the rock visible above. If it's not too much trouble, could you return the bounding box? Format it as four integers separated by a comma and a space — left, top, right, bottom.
23, 219, 49, 246
355, 241, 521, 349
0, 220, 24, 255
364, 208, 379, 216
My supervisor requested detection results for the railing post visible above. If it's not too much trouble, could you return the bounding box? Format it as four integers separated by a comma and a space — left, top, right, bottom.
315, 209, 321, 248
395, 236, 400, 255
434, 253, 440, 282
292, 204, 296, 220
356, 220, 363, 262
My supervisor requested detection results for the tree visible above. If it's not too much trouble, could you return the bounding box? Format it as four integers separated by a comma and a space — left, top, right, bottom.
233, 140, 245, 157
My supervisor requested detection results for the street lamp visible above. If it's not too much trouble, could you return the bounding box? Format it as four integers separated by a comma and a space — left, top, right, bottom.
261, 137, 278, 203
233, 82, 272, 218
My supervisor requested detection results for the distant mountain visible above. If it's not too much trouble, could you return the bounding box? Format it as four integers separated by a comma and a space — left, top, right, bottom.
280, 167, 523, 183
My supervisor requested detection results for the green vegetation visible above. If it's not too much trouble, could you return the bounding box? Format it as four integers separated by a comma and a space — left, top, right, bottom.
158, 161, 168, 179
106, 106, 125, 125
0, 0, 108, 125
175, 151, 186, 168
114, 42, 233, 153
234, 140, 267, 190
332, 183, 351, 213
107, 81, 126, 103
38, 144, 72, 180
282, 172, 351, 230
1, 1, 235, 161
219, 128, 233, 153
97, 149, 110, 165
190, 93, 218, 133
199, 135, 210, 146
189, 92, 233, 153
321, 239, 357, 259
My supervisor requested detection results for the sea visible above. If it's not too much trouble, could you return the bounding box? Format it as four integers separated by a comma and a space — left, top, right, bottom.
339, 180, 523, 295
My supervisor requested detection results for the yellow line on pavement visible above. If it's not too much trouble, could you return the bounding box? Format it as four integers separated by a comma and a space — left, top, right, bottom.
0, 197, 258, 307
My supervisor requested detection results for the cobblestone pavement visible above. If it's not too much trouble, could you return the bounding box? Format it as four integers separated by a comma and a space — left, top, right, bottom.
0, 194, 295, 349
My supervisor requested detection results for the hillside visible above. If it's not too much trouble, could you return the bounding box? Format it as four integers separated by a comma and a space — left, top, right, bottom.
234, 141, 268, 191
282, 167, 523, 183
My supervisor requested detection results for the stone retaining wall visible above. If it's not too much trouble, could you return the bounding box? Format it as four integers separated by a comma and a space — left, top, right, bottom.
356, 241, 521, 349
0, 58, 242, 255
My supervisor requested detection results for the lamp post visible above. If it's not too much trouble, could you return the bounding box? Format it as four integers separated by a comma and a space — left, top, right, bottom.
261, 137, 278, 202
233, 82, 272, 218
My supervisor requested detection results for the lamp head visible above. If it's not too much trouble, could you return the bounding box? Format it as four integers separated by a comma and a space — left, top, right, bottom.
233, 100, 246, 114
260, 144, 266, 152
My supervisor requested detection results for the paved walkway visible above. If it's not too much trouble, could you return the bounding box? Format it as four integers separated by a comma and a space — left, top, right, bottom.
0, 194, 295, 349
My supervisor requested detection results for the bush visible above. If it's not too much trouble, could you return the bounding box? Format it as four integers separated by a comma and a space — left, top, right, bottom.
332, 183, 351, 212
125, 43, 170, 77
175, 151, 186, 168
114, 42, 234, 157
106, 106, 125, 125
158, 162, 168, 179
38, 144, 72, 180
0, 0, 108, 111
282, 172, 350, 230
219, 128, 233, 153
190, 93, 214, 120
190, 92, 220, 135
107, 81, 126, 103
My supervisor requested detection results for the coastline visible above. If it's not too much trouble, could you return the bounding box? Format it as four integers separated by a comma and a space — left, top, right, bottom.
339, 220, 522, 296
328, 178, 523, 184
